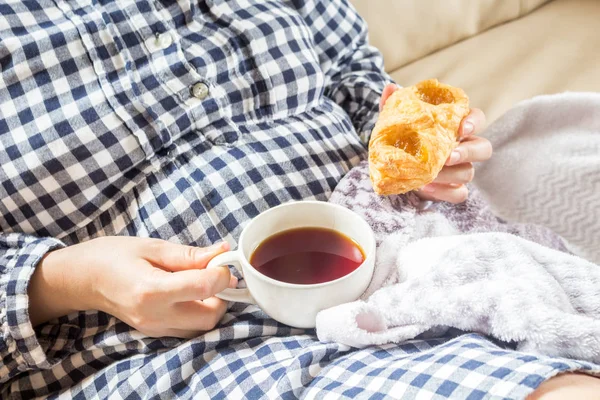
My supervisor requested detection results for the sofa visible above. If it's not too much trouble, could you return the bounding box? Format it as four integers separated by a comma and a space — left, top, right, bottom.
351, 0, 600, 124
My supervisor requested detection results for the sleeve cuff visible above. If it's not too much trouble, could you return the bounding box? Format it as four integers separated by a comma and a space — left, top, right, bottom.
353, 76, 396, 144
328, 72, 396, 145
1, 234, 65, 376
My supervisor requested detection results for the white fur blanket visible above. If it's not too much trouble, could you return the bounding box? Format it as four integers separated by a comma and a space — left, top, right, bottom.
316, 93, 600, 364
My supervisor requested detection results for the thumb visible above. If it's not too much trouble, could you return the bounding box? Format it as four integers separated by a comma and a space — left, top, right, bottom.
145, 241, 230, 272
162, 267, 232, 302
379, 83, 399, 112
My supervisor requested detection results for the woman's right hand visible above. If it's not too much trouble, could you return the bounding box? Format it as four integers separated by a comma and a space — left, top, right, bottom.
28, 237, 236, 338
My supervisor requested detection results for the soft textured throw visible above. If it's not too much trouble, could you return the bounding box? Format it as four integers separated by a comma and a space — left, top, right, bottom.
317, 93, 600, 365
475, 92, 600, 264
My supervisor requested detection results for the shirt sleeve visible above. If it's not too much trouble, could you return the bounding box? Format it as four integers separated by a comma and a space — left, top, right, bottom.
293, 0, 395, 144
0, 233, 65, 383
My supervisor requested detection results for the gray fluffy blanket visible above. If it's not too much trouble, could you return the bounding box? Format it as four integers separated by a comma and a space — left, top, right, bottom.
316, 93, 600, 364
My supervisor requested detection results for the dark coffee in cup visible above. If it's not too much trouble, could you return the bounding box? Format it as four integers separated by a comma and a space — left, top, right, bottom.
207, 200, 376, 328
249, 227, 365, 285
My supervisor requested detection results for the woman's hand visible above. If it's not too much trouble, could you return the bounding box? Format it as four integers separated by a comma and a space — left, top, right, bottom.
28, 237, 236, 338
379, 83, 493, 203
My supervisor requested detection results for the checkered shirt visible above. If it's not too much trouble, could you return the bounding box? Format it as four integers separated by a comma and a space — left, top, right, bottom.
1, 0, 598, 398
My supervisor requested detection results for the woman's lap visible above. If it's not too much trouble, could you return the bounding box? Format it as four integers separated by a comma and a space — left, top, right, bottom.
13, 305, 599, 399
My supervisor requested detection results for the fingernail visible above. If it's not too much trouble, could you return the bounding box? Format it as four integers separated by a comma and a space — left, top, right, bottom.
422, 184, 435, 193
229, 275, 238, 289
449, 151, 460, 165
210, 242, 226, 251
463, 121, 474, 136
194, 242, 226, 262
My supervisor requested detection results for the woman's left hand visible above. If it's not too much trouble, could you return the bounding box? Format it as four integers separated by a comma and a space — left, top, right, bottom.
379, 83, 493, 203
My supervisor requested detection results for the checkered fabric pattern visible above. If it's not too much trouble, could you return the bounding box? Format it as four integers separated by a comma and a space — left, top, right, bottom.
1, 0, 599, 398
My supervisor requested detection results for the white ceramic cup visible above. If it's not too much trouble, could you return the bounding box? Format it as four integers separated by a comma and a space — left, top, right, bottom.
207, 201, 376, 329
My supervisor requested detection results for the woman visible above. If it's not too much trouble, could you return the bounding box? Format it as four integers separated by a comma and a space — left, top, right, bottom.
0, 0, 596, 398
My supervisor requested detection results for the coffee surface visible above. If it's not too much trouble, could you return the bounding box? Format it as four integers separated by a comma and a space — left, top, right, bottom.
250, 227, 364, 285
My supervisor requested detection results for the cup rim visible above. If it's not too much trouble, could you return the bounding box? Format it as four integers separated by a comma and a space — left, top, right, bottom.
237, 200, 376, 289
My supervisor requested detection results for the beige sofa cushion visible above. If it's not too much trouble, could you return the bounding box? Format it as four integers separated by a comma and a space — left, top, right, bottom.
351, 0, 551, 72
386, 0, 600, 123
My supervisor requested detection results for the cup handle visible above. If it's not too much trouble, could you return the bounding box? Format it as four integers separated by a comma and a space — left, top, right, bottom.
207, 250, 256, 304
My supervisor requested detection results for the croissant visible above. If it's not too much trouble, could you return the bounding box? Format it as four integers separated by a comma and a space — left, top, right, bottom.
368, 79, 470, 195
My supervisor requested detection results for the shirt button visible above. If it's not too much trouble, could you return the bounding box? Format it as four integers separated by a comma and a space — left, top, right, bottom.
146, 32, 173, 52
155, 32, 173, 49
191, 82, 209, 100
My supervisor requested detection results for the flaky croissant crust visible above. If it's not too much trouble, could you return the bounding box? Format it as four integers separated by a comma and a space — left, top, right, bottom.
368, 79, 470, 195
